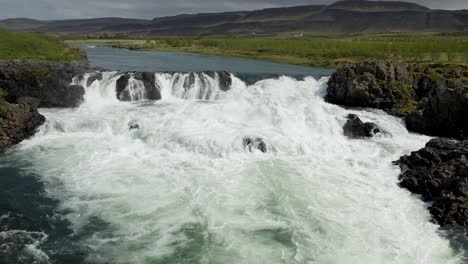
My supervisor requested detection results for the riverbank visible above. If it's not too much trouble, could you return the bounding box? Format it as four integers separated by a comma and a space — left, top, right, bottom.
326, 61, 468, 227
0, 28, 89, 150
67, 35, 468, 68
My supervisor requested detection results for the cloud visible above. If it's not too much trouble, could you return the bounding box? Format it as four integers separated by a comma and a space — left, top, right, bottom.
0, 0, 467, 20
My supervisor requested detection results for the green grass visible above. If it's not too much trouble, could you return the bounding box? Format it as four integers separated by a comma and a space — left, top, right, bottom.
68, 35, 468, 67
0, 28, 82, 61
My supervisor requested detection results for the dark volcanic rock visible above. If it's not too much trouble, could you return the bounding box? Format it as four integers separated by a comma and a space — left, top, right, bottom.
405, 79, 468, 138
326, 62, 413, 110
116, 72, 161, 101
86, 72, 103, 87
396, 138, 468, 226
327, 62, 468, 139
0, 97, 46, 150
243, 137, 267, 153
204, 71, 232, 92
0, 60, 88, 107
343, 114, 381, 138
116, 74, 131, 101
116, 71, 233, 101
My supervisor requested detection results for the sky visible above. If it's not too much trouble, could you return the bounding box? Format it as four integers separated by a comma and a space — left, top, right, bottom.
0, 0, 467, 20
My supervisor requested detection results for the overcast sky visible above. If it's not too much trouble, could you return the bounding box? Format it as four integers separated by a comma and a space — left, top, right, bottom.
0, 0, 467, 20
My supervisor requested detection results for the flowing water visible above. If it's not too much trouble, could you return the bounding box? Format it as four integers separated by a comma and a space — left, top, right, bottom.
0, 48, 465, 263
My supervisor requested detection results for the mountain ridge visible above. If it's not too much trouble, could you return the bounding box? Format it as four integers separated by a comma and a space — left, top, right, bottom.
1, 0, 467, 36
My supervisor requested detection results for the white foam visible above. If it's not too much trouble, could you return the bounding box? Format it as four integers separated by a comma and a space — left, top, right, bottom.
14, 75, 462, 263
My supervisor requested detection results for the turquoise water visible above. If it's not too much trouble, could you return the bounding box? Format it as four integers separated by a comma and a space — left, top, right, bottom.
77, 44, 333, 80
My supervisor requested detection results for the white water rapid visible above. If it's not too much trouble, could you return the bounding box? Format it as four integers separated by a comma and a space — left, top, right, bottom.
11, 72, 463, 263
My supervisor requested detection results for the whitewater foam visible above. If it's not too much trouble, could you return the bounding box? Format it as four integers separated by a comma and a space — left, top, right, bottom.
10, 74, 463, 263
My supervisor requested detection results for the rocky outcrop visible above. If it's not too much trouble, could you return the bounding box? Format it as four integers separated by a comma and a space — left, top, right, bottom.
343, 114, 381, 138
0, 97, 46, 150
243, 137, 267, 153
116, 71, 233, 101
327, 62, 468, 139
0, 60, 88, 107
396, 138, 468, 226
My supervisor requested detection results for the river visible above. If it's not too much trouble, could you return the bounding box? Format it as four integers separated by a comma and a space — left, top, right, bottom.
0, 46, 464, 263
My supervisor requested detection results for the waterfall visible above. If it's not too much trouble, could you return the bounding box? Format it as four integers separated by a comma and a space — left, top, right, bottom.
78, 71, 238, 104
8, 73, 463, 264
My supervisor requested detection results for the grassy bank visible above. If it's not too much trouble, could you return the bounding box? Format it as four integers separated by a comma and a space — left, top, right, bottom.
68, 36, 468, 67
0, 28, 82, 61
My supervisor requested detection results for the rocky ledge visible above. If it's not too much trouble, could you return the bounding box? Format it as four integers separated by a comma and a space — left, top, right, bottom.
396, 138, 468, 226
115, 71, 232, 101
0, 97, 45, 150
327, 62, 468, 139
0, 60, 88, 107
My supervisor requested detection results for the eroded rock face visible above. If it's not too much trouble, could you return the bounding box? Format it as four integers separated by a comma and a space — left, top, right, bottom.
327, 62, 414, 110
116, 72, 161, 101
116, 71, 233, 101
0, 60, 88, 107
0, 97, 46, 150
396, 138, 468, 226
406, 78, 468, 138
327, 62, 468, 139
343, 114, 381, 138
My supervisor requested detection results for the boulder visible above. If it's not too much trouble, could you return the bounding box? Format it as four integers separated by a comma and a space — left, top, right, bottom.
395, 138, 468, 226
243, 137, 267, 153
343, 114, 381, 138
0, 60, 88, 108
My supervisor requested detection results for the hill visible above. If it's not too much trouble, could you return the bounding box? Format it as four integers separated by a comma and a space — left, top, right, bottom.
1, 0, 467, 36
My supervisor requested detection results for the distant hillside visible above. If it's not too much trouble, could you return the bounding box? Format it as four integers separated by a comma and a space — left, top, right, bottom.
1, 0, 467, 36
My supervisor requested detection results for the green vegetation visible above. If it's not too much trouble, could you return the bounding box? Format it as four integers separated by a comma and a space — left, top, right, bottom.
0, 28, 82, 61
68, 35, 468, 67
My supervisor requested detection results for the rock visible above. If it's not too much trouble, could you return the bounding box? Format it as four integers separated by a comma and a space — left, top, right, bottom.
395, 138, 468, 226
116, 71, 233, 101
128, 120, 140, 130
116, 74, 131, 101
204, 71, 232, 92
86, 72, 103, 87
406, 80, 468, 138
137, 72, 160, 100
0, 101, 46, 150
116, 72, 161, 101
327, 62, 468, 139
326, 62, 410, 110
243, 137, 267, 153
16, 96, 40, 110
343, 114, 381, 138
0, 60, 88, 108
